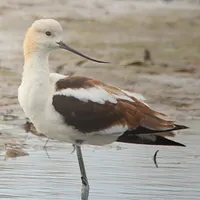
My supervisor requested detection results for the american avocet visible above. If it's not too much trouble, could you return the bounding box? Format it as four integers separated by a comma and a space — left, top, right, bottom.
18, 19, 188, 200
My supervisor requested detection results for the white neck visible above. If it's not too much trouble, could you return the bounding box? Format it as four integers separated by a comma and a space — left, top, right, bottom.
23, 51, 50, 75
19, 51, 52, 118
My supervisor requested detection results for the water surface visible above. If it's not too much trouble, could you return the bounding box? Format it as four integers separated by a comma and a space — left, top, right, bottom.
0, 120, 199, 200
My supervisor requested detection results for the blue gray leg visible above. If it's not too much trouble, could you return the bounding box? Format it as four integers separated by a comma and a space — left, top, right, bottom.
76, 145, 89, 200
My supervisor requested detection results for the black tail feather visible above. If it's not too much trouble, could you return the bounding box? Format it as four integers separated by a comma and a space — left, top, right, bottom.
117, 131, 186, 147
125, 124, 188, 135
116, 124, 188, 147
174, 124, 189, 130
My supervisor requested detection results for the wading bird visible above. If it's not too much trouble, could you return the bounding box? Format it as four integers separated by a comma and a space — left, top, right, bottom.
18, 19, 188, 200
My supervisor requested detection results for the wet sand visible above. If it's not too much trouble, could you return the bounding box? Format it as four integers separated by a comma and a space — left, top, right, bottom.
0, 1, 200, 199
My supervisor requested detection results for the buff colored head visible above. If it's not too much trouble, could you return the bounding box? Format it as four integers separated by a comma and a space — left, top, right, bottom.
24, 19, 63, 59
24, 19, 109, 63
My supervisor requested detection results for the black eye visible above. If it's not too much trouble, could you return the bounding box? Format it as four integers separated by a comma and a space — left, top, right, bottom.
45, 31, 52, 36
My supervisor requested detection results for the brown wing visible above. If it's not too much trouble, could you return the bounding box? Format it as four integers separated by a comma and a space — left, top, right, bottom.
53, 76, 188, 135
52, 95, 125, 133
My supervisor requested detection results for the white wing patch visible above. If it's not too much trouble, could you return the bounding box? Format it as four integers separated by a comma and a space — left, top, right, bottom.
54, 79, 146, 105
121, 89, 149, 106
122, 89, 146, 101
113, 94, 134, 102
55, 87, 117, 104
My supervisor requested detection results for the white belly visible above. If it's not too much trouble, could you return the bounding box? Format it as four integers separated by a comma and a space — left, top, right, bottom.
18, 79, 85, 143
18, 75, 119, 146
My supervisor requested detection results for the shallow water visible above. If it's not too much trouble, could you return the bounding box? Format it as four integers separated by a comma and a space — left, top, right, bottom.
0, 120, 199, 200
0, 0, 200, 199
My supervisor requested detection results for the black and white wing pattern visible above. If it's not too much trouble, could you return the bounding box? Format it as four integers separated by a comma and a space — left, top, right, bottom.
52, 76, 187, 146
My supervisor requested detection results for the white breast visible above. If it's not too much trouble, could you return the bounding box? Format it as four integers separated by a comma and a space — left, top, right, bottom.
18, 72, 77, 142
18, 70, 51, 129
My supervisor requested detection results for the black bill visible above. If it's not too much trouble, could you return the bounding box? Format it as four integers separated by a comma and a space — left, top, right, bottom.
57, 41, 110, 64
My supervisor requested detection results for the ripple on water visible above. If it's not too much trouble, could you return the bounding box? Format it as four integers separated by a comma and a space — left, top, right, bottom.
0, 128, 199, 200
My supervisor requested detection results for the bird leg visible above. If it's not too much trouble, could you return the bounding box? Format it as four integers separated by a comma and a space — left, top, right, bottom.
71, 144, 76, 154
43, 138, 50, 148
75, 145, 89, 200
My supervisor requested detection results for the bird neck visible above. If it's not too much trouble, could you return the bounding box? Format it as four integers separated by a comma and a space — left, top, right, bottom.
23, 51, 50, 76
20, 51, 52, 117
